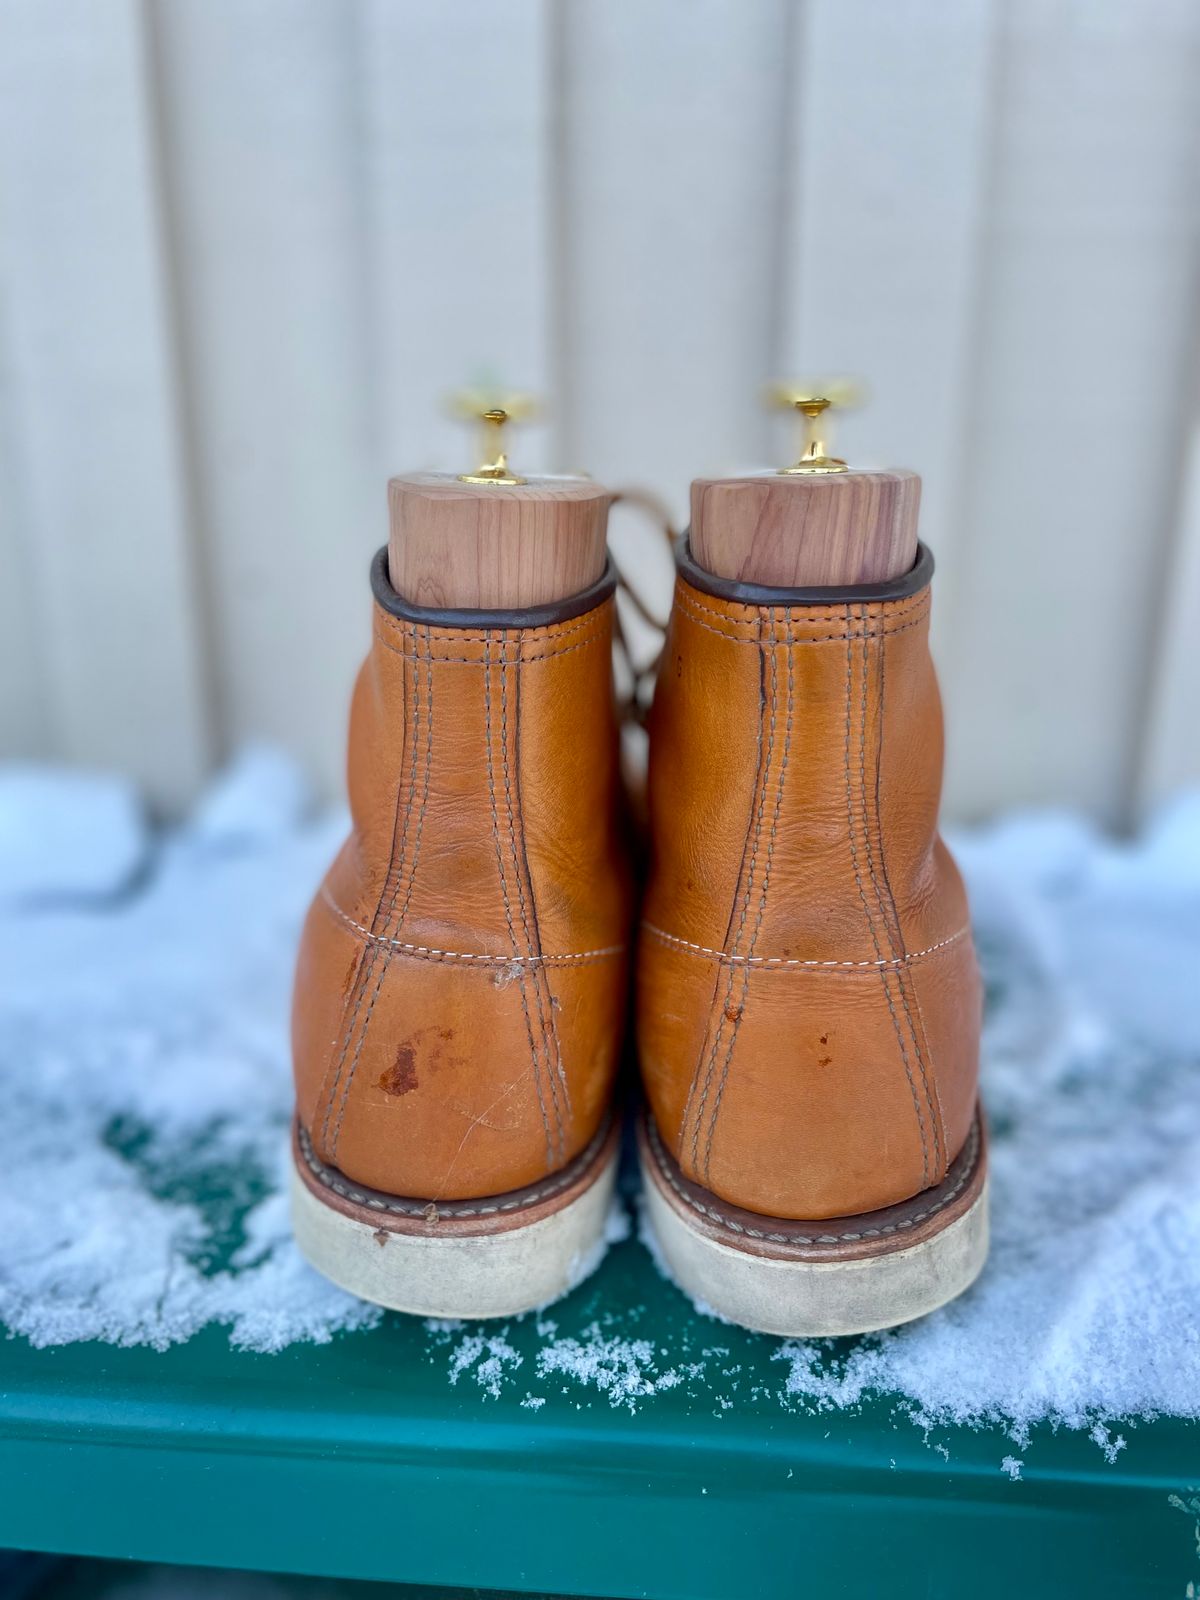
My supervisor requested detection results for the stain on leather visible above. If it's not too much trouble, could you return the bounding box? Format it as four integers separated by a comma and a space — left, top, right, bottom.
340, 952, 359, 1001
379, 1046, 419, 1097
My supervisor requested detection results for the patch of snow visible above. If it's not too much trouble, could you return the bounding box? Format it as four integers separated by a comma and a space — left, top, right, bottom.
0, 765, 146, 907
604, 1195, 633, 1243
0, 751, 375, 1351
534, 1323, 667, 1413
650, 796, 1200, 1435
772, 1339, 883, 1412
1000, 1455, 1024, 1482
447, 1331, 523, 1398
1089, 1422, 1127, 1464
0, 749, 1197, 1439
186, 744, 313, 852
423, 1317, 466, 1337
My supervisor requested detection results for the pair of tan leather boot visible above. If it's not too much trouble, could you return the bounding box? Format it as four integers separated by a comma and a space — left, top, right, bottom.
290, 448, 986, 1338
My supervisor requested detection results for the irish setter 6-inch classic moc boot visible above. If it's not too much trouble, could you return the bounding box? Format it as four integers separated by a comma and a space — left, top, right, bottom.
636, 531, 987, 1336
291, 459, 632, 1318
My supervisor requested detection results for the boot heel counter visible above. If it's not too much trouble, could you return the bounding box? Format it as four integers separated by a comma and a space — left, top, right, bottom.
638, 921, 979, 1222
297, 868, 628, 1202
293, 558, 629, 1207
297, 882, 559, 1199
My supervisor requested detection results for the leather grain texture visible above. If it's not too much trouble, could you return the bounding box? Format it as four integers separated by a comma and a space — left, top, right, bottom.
293, 567, 632, 1202
636, 549, 981, 1221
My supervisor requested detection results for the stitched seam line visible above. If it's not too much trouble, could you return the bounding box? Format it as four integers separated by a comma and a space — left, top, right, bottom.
682, 616, 768, 1169
648, 1115, 981, 1247
699, 638, 777, 1177
702, 609, 794, 1181
856, 608, 938, 1176
321, 891, 624, 966
864, 615, 944, 1174
511, 636, 574, 1131
330, 623, 435, 1156
673, 599, 928, 648
686, 612, 772, 1173
675, 612, 927, 647
640, 921, 970, 969
485, 635, 554, 1171
843, 606, 930, 1188
378, 607, 606, 648
319, 630, 424, 1149
297, 1118, 609, 1219
373, 629, 607, 667
675, 583, 928, 629
502, 638, 567, 1162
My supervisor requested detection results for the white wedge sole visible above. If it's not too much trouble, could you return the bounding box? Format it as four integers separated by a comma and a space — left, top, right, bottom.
291, 1118, 619, 1320
639, 1112, 988, 1337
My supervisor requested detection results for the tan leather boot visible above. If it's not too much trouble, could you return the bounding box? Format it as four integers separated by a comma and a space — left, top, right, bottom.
636, 538, 987, 1335
291, 550, 632, 1318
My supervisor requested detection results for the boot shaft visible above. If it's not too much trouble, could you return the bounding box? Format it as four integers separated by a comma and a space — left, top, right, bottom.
293, 552, 632, 1203
638, 539, 981, 1220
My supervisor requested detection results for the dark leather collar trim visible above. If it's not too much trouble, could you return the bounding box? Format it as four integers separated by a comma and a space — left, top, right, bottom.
675, 533, 934, 607
370, 546, 617, 629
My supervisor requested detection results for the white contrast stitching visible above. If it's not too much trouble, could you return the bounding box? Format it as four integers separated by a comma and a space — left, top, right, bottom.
322, 888, 625, 968
641, 921, 969, 969
297, 1117, 611, 1220
675, 583, 928, 630
373, 629, 607, 667
647, 1115, 981, 1247
671, 602, 928, 648
377, 608, 604, 648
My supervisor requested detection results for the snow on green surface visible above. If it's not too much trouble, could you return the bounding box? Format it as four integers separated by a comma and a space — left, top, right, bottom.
1, 747, 1197, 1434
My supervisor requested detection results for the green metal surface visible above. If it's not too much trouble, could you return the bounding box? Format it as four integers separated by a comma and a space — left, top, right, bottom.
2, 1224, 1197, 1600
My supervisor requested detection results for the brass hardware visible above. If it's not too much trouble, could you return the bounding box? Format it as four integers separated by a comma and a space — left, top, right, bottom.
767, 380, 863, 475
449, 389, 537, 485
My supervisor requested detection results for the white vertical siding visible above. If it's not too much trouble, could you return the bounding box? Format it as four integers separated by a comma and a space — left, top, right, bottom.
150, 0, 376, 790
1138, 418, 1200, 813
360, 0, 558, 479
940, 0, 1200, 822
557, 0, 791, 515
0, 0, 211, 809
778, 0, 997, 620
0, 0, 1197, 821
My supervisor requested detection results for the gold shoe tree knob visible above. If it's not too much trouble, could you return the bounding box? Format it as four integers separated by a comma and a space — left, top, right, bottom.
388, 390, 609, 609
690, 376, 917, 586
448, 389, 538, 485
767, 379, 864, 475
